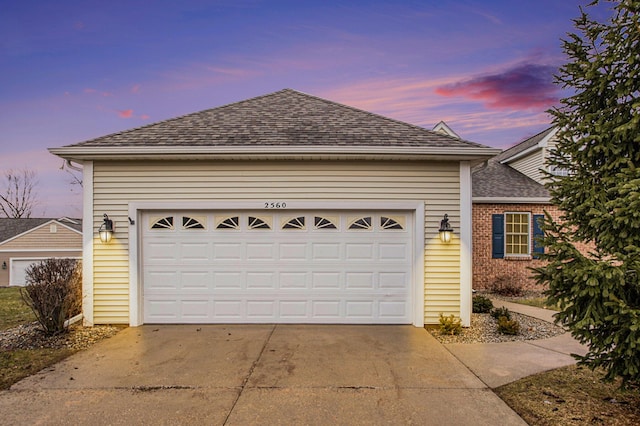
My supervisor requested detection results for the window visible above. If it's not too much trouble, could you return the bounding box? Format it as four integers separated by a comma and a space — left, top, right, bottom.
151, 216, 174, 229
282, 216, 305, 230
182, 216, 205, 229
492, 213, 544, 259
348, 217, 372, 230
380, 216, 404, 230
314, 216, 337, 229
505, 213, 530, 255
216, 216, 239, 230
248, 216, 271, 230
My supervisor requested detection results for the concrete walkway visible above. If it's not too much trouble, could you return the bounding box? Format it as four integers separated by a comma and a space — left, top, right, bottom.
443, 299, 588, 388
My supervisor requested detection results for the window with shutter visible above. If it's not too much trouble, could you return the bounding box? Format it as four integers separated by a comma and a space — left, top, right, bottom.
492, 214, 504, 259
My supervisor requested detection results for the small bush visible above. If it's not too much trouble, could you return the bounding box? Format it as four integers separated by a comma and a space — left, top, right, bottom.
472, 295, 493, 313
491, 307, 511, 320
489, 275, 524, 297
497, 316, 520, 335
20, 258, 82, 336
439, 313, 462, 335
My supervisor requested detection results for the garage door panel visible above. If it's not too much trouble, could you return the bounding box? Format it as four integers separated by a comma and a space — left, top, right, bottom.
311, 272, 341, 289
345, 243, 374, 260
312, 243, 341, 260
145, 242, 178, 262
246, 272, 275, 289
345, 272, 375, 289
143, 211, 413, 324
279, 272, 308, 289
180, 242, 210, 261
213, 243, 242, 260
279, 243, 308, 260
379, 243, 409, 261
345, 301, 375, 318
146, 271, 179, 290
213, 272, 243, 289
380, 272, 409, 289
181, 271, 210, 289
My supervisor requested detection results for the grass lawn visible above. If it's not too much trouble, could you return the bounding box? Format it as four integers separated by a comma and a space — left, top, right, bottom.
0, 287, 35, 331
0, 286, 75, 390
496, 365, 640, 425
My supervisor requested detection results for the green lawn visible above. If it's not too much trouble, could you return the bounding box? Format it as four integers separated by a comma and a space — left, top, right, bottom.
0, 287, 36, 331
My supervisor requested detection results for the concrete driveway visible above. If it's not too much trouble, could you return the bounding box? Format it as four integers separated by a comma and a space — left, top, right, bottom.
0, 325, 525, 425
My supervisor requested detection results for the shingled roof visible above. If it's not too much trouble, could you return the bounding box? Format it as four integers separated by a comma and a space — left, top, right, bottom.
472, 160, 550, 200
0, 218, 82, 243
495, 126, 556, 163
50, 89, 499, 161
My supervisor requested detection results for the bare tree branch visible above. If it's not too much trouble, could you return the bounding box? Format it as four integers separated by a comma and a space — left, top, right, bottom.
0, 169, 39, 218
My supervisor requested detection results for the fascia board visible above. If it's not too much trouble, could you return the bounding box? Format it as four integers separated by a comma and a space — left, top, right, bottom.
472, 197, 551, 204
500, 127, 559, 164
49, 145, 501, 162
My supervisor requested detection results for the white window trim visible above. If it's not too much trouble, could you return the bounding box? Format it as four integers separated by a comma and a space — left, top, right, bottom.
504, 212, 532, 257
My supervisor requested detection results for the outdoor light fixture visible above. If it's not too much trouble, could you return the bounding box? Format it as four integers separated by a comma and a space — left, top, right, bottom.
1, 261, 6, 270
99, 214, 114, 243
439, 214, 454, 243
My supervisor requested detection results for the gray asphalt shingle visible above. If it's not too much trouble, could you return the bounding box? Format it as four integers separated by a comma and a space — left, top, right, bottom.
61, 89, 490, 150
472, 160, 549, 199
0, 218, 82, 243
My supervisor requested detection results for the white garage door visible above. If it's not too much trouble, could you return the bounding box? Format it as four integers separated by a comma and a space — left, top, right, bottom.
142, 211, 413, 324
10, 259, 37, 286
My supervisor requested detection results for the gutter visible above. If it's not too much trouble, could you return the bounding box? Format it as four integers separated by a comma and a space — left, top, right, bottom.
472, 197, 551, 204
49, 145, 501, 162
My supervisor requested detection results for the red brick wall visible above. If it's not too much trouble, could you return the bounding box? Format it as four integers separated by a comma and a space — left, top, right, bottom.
472, 203, 562, 292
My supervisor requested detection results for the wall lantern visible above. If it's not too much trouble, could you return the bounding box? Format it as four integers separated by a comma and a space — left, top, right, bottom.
1, 261, 6, 270
99, 214, 114, 243
439, 214, 454, 243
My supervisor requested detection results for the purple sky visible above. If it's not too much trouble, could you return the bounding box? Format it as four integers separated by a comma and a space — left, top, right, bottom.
0, 0, 610, 217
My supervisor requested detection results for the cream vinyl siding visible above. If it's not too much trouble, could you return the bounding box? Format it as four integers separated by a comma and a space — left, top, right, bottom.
0, 225, 81, 250
92, 160, 461, 325
510, 150, 545, 183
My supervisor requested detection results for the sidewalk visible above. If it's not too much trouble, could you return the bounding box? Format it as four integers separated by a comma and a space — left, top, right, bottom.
443, 299, 589, 388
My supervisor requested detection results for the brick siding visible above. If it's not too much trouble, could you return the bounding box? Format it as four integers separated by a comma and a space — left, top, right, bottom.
473, 203, 564, 292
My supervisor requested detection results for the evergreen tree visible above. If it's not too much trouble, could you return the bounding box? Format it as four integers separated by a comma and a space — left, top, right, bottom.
533, 0, 640, 387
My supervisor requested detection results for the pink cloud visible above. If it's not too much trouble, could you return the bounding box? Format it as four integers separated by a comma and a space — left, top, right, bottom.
84, 88, 113, 97
118, 109, 133, 118
140, 114, 150, 120
131, 84, 141, 94
435, 63, 559, 110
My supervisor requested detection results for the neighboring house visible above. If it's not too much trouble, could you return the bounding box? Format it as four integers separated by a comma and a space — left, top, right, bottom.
471, 127, 561, 291
0, 217, 83, 286
49, 89, 499, 327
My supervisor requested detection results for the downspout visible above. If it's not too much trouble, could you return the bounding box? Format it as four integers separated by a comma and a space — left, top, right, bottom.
65, 159, 83, 172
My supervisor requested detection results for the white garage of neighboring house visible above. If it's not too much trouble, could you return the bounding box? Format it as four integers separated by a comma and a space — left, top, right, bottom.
0, 218, 82, 286
49, 89, 499, 327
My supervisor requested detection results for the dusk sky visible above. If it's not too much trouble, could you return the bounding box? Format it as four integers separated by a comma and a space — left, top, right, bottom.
0, 0, 612, 217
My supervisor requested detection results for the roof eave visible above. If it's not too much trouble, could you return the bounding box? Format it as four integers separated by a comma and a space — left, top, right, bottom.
49, 146, 501, 162
472, 197, 551, 204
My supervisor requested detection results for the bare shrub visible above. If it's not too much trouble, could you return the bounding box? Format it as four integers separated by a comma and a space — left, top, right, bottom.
489, 275, 524, 297
20, 258, 82, 336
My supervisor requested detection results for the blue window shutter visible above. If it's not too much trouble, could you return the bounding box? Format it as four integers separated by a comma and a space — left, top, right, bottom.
533, 214, 545, 258
492, 214, 504, 259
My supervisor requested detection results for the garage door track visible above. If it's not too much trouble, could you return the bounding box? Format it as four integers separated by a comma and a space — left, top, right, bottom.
0, 325, 525, 425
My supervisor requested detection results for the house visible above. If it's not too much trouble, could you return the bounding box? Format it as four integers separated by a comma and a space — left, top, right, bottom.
471, 127, 562, 291
49, 89, 499, 327
0, 217, 83, 286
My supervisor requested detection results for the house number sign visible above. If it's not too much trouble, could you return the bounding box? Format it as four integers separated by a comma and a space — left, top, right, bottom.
264, 202, 287, 209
